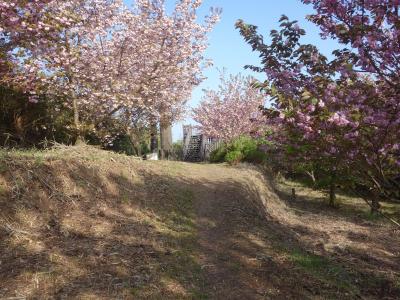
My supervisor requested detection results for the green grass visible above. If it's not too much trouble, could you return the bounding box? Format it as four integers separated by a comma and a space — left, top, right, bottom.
395, 275, 400, 290
121, 192, 130, 204
360, 211, 383, 221
162, 186, 207, 298
0, 162, 8, 173
1, 148, 43, 157
34, 155, 45, 166
0, 184, 7, 196
288, 249, 359, 294
75, 178, 87, 188
189, 290, 210, 299
280, 178, 400, 224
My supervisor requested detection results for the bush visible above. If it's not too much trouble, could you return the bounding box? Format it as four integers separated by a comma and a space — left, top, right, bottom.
106, 134, 136, 156
224, 150, 243, 164
0, 85, 75, 147
244, 149, 267, 163
171, 141, 184, 160
209, 136, 267, 164
231, 136, 257, 155
140, 142, 150, 156
210, 145, 227, 163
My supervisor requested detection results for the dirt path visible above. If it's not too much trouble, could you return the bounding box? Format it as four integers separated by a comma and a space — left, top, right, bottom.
0, 149, 399, 299
192, 168, 268, 299
180, 163, 400, 299
180, 164, 318, 299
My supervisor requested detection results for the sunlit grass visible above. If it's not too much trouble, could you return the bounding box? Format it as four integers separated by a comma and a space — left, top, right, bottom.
279, 178, 400, 224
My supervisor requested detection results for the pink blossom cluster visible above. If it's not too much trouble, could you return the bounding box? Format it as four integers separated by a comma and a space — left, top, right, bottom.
301, 0, 400, 183
237, 9, 399, 197
303, 0, 400, 87
192, 73, 266, 142
1, 0, 220, 138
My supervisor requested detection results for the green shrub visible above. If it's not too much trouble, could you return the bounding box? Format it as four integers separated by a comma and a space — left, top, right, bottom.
244, 149, 267, 163
210, 146, 227, 163
208, 136, 267, 164
224, 150, 243, 164
108, 134, 135, 156
229, 136, 266, 164
231, 136, 257, 156
171, 141, 184, 160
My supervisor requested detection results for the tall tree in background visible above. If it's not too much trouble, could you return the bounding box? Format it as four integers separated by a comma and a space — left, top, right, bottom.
96, 0, 220, 152
1, 0, 129, 140
193, 72, 265, 142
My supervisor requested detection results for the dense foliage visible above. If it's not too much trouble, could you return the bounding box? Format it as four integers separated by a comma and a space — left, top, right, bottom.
236, 1, 400, 211
210, 136, 266, 165
0, 0, 220, 147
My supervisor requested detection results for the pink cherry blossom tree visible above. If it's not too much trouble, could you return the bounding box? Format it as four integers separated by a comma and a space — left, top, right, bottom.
88, 0, 220, 146
301, 0, 400, 209
0, 0, 72, 90
193, 72, 265, 142
303, 0, 400, 87
237, 15, 400, 211
1, 0, 220, 144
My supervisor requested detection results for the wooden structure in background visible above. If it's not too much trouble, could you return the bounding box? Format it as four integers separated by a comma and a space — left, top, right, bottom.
183, 125, 222, 162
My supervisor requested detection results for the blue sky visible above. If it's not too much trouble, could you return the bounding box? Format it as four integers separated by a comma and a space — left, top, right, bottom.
124, 0, 339, 141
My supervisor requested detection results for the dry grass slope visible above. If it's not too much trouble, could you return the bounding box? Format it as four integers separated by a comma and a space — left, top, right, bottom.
0, 145, 399, 299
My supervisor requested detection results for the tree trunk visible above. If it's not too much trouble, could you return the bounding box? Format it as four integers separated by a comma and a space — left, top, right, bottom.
160, 120, 173, 160
150, 121, 158, 153
126, 127, 140, 157
291, 188, 296, 201
134, 139, 142, 157
329, 182, 336, 207
329, 172, 336, 207
133, 140, 141, 157
371, 190, 381, 214
66, 30, 82, 145
72, 97, 83, 144
306, 170, 317, 188
13, 114, 25, 145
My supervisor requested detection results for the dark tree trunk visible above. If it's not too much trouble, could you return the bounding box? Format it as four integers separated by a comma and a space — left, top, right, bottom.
329, 182, 336, 207
126, 128, 141, 157
291, 188, 296, 201
150, 121, 158, 153
371, 190, 381, 214
329, 172, 336, 207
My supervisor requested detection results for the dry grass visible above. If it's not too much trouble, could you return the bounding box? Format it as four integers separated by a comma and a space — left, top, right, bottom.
0, 145, 203, 299
0, 145, 399, 299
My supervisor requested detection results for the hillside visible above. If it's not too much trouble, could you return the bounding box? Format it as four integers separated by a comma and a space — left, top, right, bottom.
0, 146, 399, 299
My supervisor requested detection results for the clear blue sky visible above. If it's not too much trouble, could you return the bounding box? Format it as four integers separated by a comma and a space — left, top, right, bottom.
124, 0, 339, 141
